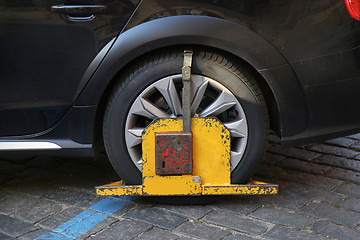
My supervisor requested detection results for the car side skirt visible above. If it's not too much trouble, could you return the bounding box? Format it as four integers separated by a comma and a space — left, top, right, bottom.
0, 140, 91, 150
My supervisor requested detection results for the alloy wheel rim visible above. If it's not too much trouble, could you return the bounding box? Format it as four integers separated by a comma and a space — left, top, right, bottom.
125, 74, 248, 172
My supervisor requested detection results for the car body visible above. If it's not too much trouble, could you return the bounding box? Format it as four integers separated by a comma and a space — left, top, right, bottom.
1, 0, 360, 183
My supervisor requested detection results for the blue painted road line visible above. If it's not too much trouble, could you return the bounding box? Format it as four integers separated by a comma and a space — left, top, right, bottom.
35, 198, 128, 240
109, 195, 134, 203
53, 211, 107, 239
35, 232, 72, 240
89, 198, 127, 214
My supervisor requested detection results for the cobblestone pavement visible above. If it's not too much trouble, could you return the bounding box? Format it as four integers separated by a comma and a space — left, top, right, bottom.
0, 134, 360, 240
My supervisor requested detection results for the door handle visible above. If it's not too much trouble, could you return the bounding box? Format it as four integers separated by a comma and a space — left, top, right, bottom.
51, 5, 107, 21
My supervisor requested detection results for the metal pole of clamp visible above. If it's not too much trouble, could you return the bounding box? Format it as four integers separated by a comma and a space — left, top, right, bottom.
182, 50, 193, 133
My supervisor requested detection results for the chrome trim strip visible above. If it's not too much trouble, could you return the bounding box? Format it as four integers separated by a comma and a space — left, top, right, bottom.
0, 142, 61, 150
0, 140, 92, 150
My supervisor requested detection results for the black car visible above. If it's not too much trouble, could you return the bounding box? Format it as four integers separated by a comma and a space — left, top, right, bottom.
1, 0, 360, 185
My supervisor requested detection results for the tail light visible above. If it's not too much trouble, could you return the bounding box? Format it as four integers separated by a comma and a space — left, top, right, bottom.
345, 0, 360, 20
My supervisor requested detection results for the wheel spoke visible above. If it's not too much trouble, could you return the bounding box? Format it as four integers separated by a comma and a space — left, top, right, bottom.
199, 90, 237, 117
127, 127, 144, 147
224, 119, 247, 138
191, 77, 209, 115
126, 74, 248, 173
155, 77, 182, 116
230, 151, 242, 171
137, 158, 143, 171
131, 97, 169, 119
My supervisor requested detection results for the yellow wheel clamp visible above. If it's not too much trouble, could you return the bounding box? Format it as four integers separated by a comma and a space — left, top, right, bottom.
96, 50, 278, 197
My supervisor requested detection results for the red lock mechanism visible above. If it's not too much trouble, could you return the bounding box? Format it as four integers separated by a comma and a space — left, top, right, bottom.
155, 132, 192, 175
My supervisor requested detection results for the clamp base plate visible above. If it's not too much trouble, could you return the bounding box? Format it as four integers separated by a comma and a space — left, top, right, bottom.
96, 180, 278, 196
96, 118, 278, 197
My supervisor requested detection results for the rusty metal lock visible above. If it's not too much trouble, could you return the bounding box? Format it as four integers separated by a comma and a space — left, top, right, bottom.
155, 132, 192, 175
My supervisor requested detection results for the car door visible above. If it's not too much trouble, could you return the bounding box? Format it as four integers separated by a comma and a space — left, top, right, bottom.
0, 0, 140, 137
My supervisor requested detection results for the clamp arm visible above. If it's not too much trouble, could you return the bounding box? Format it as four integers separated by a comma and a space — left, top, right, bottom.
182, 50, 193, 133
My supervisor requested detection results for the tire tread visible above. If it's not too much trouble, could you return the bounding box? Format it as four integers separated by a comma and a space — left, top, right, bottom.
103, 47, 269, 184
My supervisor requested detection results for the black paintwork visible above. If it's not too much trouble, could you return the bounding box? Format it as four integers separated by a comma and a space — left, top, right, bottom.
1, 0, 360, 147
0, 0, 139, 136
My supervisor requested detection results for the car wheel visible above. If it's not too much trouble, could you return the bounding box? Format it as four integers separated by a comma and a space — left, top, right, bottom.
103, 49, 268, 185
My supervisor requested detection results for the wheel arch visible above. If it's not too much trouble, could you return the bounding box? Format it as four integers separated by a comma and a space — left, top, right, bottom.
76, 15, 307, 145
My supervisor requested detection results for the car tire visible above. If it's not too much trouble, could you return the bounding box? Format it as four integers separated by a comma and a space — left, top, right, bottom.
103, 48, 268, 185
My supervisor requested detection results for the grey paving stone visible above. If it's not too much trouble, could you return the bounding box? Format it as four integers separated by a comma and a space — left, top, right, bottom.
156, 204, 213, 219
313, 155, 360, 172
2, 179, 54, 198
268, 133, 281, 144
79, 217, 118, 239
0, 214, 38, 237
264, 225, 327, 240
203, 210, 269, 235
115, 195, 154, 206
268, 146, 321, 161
88, 219, 151, 240
282, 183, 344, 204
277, 170, 343, 191
38, 207, 84, 230
308, 144, 358, 158
222, 234, 257, 240
339, 198, 360, 212
326, 168, 360, 184
57, 162, 105, 177
175, 220, 230, 240
311, 220, 360, 240
0, 189, 11, 201
15, 168, 62, 181
351, 142, 360, 149
210, 198, 261, 215
277, 158, 332, 175
135, 227, 180, 240
326, 137, 357, 148
262, 152, 285, 165
124, 206, 187, 230
43, 189, 96, 207
256, 193, 310, 211
98, 174, 121, 186
176, 236, 193, 240
355, 154, 360, 160
298, 202, 360, 227
0, 155, 33, 163
0, 161, 28, 175
249, 207, 314, 229
0, 175, 11, 185
253, 163, 280, 178
334, 182, 360, 198
85, 195, 107, 206
26, 157, 65, 169
15, 198, 62, 224
109, 202, 137, 216
54, 175, 111, 192
17, 228, 49, 240
0, 232, 16, 240
0, 194, 38, 215
348, 133, 360, 140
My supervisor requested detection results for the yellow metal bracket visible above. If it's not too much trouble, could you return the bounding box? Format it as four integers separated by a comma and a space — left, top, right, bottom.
96, 179, 278, 196
96, 118, 278, 196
